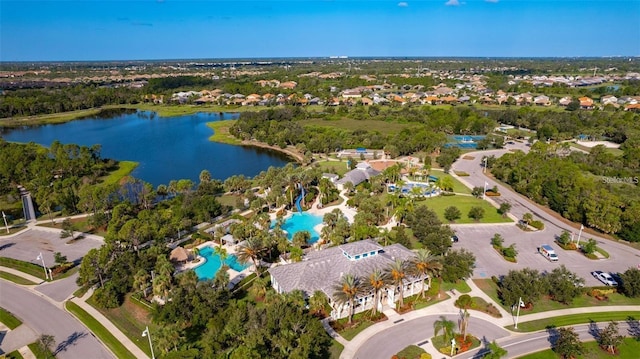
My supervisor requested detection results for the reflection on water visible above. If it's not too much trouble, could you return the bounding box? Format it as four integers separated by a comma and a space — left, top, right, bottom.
1, 109, 291, 186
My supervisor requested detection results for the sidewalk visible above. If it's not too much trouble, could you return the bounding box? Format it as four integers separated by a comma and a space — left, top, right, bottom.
335, 277, 640, 359
0, 265, 45, 284
70, 289, 150, 359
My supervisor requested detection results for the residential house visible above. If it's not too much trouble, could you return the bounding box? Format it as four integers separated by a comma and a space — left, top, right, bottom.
268, 239, 426, 319
579, 96, 594, 109
600, 95, 618, 106
534, 95, 551, 106
279, 81, 298, 90
558, 96, 573, 107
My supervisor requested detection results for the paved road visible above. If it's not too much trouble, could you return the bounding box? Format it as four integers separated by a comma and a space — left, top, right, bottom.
457, 321, 637, 359
451, 148, 640, 284
0, 281, 113, 359
35, 273, 81, 302
352, 314, 510, 359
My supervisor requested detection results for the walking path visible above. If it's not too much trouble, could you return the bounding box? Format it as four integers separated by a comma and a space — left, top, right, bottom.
0, 260, 149, 358
336, 278, 640, 359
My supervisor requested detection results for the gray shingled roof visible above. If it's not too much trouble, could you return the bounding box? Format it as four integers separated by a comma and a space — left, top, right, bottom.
335, 166, 380, 187
269, 239, 417, 299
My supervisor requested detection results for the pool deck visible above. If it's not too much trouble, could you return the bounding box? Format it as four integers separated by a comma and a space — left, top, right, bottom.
174, 241, 254, 288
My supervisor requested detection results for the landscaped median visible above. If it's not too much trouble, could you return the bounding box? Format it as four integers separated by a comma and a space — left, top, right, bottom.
505, 311, 640, 332
64, 301, 138, 359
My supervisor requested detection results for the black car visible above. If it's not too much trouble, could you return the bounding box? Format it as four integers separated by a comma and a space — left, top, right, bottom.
451, 235, 459, 243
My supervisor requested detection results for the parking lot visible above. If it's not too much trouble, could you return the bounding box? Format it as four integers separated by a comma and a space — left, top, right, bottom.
0, 227, 103, 267
450, 224, 640, 287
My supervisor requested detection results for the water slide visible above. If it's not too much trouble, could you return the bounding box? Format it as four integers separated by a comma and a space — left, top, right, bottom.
295, 186, 305, 212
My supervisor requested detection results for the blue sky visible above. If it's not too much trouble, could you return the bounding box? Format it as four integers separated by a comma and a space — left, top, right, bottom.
1, 0, 639, 61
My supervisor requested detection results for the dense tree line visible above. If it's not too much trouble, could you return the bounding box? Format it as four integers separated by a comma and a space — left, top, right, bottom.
490, 142, 640, 241
0, 85, 140, 118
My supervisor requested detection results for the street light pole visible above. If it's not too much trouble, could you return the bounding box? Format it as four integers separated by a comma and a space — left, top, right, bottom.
142, 326, 155, 359
36, 252, 49, 280
483, 181, 488, 200
576, 224, 584, 246
515, 297, 523, 329
483, 157, 488, 174
2, 211, 9, 234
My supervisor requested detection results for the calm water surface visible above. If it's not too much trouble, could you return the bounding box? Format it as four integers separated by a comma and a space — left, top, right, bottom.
1, 110, 290, 186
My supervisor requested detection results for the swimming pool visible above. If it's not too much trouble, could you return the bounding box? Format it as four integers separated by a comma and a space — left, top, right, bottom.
278, 212, 323, 244
193, 246, 249, 280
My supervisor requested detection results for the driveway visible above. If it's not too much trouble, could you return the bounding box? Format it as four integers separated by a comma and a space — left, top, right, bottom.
451, 149, 640, 284
0, 281, 113, 359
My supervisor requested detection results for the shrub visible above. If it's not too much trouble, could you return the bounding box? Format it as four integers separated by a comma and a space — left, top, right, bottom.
485, 191, 501, 197
441, 192, 456, 197
530, 220, 544, 230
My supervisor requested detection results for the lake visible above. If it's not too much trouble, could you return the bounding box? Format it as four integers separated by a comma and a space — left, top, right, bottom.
0, 109, 291, 187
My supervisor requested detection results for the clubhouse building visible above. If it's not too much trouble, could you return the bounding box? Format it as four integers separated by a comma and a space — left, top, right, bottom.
268, 239, 427, 319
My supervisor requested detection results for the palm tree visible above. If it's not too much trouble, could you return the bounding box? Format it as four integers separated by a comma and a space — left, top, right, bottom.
332, 273, 364, 324
133, 269, 150, 297
309, 290, 329, 316
386, 258, 408, 309
236, 237, 264, 270
433, 315, 456, 342
411, 249, 443, 298
367, 269, 388, 315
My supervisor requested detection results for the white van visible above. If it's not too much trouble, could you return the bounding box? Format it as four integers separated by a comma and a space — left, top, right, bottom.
539, 244, 558, 262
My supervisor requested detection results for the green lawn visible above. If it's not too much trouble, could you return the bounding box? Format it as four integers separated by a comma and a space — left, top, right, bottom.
415, 195, 511, 224
28, 342, 54, 359
429, 170, 472, 194
0, 270, 39, 285
0, 108, 104, 127
98, 161, 139, 186
5, 350, 24, 359
206, 120, 242, 145
37, 217, 107, 237
86, 294, 153, 357
329, 339, 344, 359
474, 279, 640, 316
0, 307, 23, 329
65, 301, 138, 359
0, 257, 47, 281
332, 310, 387, 341
313, 160, 350, 176
441, 280, 472, 294
507, 312, 640, 332
303, 117, 412, 134
568, 142, 623, 156
396, 345, 427, 359
517, 338, 640, 359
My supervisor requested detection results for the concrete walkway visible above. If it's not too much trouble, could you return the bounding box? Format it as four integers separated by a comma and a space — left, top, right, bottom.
0, 266, 45, 284
70, 289, 149, 359
0, 264, 149, 358
336, 278, 640, 359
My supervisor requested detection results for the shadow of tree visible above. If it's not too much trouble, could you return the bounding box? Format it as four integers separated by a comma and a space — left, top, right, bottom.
546, 325, 559, 346
627, 316, 640, 340
471, 335, 491, 358
54, 331, 87, 354
0, 242, 16, 251
588, 320, 600, 340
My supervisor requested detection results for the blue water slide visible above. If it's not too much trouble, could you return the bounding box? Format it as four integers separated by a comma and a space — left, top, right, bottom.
295, 186, 305, 212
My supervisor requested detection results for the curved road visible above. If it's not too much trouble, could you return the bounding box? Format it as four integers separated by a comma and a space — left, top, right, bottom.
353, 314, 510, 359
0, 281, 113, 359
450, 146, 640, 284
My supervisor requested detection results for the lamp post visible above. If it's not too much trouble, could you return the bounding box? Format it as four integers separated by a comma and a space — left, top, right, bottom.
514, 297, 524, 329
2, 211, 9, 234
451, 338, 456, 356
142, 326, 155, 359
576, 224, 584, 246
483, 181, 488, 200
36, 252, 50, 280
483, 157, 488, 174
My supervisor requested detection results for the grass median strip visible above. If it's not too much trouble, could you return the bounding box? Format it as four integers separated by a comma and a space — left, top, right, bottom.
65, 301, 138, 359
506, 311, 640, 332
0, 271, 38, 285
0, 257, 46, 281
0, 307, 23, 329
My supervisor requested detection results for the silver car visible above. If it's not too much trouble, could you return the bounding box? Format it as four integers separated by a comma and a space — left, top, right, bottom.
591, 271, 618, 286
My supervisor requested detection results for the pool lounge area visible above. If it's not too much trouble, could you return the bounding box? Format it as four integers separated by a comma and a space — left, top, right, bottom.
193, 244, 250, 281
387, 181, 440, 196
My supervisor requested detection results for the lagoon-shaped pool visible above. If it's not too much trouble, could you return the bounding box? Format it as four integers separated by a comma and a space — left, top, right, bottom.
278, 212, 323, 244
193, 246, 249, 280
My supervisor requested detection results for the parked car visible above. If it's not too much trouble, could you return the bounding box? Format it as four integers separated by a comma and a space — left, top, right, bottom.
539, 244, 559, 262
591, 271, 618, 286
451, 235, 459, 243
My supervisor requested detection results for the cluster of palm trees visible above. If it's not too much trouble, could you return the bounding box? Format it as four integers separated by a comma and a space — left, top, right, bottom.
332, 249, 442, 323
